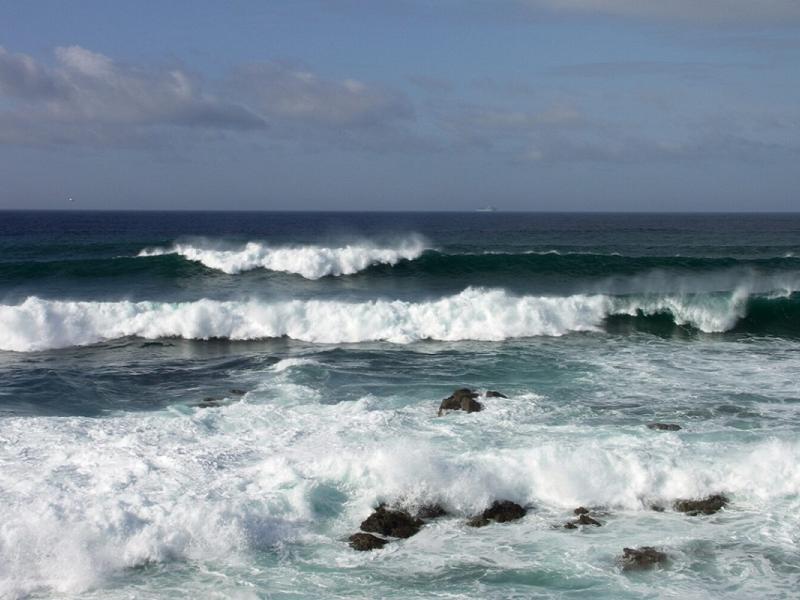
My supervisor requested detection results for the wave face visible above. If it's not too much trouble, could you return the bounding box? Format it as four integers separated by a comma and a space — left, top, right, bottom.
3, 288, 799, 351
137, 236, 428, 278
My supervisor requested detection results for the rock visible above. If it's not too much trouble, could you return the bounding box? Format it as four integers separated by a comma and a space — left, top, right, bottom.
649, 503, 666, 512
483, 500, 527, 522
647, 423, 682, 431
575, 514, 601, 526
195, 397, 223, 408
466, 516, 491, 528
563, 521, 578, 529
620, 546, 668, 571
360, 505, 423, 538
230, 388, 247, 396
673, 494, 729, 515
574, 506, 590, 515
416, 504, 448, 520
348, 533, 388, 551
485, 390, 508, 398
438, 388, 483, 416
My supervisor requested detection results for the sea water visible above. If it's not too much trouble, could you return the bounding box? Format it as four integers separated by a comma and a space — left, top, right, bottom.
0, 211, 799, 599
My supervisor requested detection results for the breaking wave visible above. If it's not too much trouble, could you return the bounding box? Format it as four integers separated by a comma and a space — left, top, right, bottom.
2, 288, 799, 352
137, 236, 428, 278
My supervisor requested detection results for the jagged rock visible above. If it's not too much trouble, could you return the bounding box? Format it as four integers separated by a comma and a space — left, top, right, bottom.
484, 500, 527, 522
348, 533, 388, 551
416, 504, 448, 520
195, 397, 223, 408
575, 514, 601, 526
438, 388, 483, 416
360, 505, 423, 538
485, 391, 508, 398
620, 546, 668, 571
468, 500, 527, 527
564, 521, 578, 529
466, 516, 491, 528
673, 494, 729, 515
574, 506, 590, 515
647, 423, 682, 431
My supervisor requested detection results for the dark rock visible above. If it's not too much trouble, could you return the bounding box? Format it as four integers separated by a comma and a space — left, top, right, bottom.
348, 533, 388, 551
195, 397, 223, 408
650, 503, 666, 512
574, 506, 590, 515
485, 391, 508, 398
563, 521, 578, 529
673, 494, 729, 515
360, 505, 423, 538
438, 388, 483, 416
647, 423, 682, 431
230, 389, 247, 396
482, 500, 527, 523
575, 514, 601, 526
416, 504, 448, 520
620, 546, 668, 571
466, 516, 491, 528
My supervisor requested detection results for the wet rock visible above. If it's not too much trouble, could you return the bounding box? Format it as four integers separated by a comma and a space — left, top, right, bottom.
647, 423, 682, 431
360, 505, 423, 538
649, 503, 666, 512
484, 500, 527, 522
620, 546, 668, 571
230, 388, 247, 396
438, 388, 483, 416
673, 494, 729, 515
575, 514, 601, 526
195, 397, 224, 408
468, 500, 527, 526
416, 504, 448, 520
574, 506, 590, 515
348, 533, 388, 551
563, 521, 578, 529
466, 516, 491, 528
485, 390, 508, 398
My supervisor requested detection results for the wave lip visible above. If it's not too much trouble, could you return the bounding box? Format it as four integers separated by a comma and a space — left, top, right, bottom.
137, 236, 428, 278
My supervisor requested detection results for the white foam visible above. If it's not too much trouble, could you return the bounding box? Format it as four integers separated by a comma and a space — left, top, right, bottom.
138, 236, 428, 278
0, 289, 610, 351
0, 287, 790, 352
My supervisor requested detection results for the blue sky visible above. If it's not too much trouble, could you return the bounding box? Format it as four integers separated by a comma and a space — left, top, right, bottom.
1, 0, 799, 210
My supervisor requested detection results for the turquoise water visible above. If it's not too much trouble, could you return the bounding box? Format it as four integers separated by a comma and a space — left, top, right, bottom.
0, 212, 799, 599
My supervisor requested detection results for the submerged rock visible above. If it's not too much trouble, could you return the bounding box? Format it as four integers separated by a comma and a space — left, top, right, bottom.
348, 533, 388, 551
194, 397, 224, 408
564, 511, 602, 528
576, 514, 602, 526
438, 388, 483, 416
485, 390, 508, 398
620, 546, 668, 571
229, 388, 247, 396
468, 500, 527, 526
416, 503, 448, 520
360, 505, 423, 538
673, 494, 729, 515
574, 506, 590, 515
647, 423, 682, 431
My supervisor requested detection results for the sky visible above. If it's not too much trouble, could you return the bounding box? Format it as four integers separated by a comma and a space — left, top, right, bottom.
0, 0, 799, 211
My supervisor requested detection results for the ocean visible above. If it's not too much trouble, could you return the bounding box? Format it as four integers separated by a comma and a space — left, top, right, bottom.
0, 211, 798, 599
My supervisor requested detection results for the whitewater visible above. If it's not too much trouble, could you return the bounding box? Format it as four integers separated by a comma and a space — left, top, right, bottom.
1, 211, 799, 599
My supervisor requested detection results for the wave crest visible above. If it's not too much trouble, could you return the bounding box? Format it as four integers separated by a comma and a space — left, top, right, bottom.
2, 287, 797, 352
137, 236, 428, 278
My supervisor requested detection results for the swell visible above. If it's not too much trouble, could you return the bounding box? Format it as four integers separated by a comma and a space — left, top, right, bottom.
2, 288, 799, 352
363, 251, 800, 279
3, 250, 799, 286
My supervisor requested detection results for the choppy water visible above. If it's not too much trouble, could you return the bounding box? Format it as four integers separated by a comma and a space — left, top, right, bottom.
1, 211, 799, 599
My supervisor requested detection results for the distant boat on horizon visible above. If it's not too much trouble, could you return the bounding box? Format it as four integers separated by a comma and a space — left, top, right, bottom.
476, 205, 498, 212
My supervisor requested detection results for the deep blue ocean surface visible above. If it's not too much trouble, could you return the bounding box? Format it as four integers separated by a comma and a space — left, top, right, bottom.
1, 211, 799, 599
